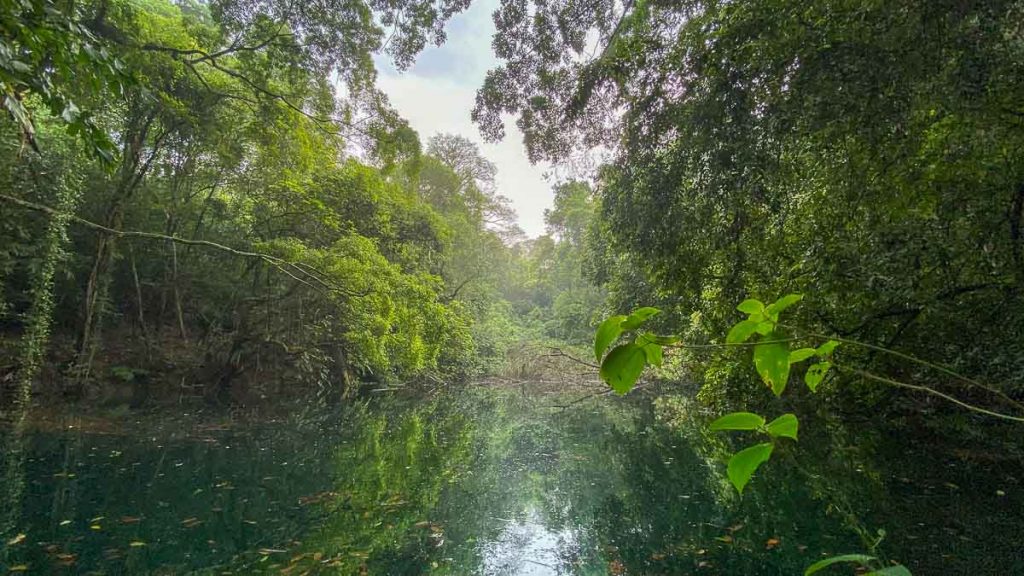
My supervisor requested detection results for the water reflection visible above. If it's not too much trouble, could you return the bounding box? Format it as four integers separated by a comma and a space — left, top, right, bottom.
0, 387, 1021, 574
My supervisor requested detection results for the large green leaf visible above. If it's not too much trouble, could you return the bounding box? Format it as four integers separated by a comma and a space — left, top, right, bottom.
804, 554, 877, 575
866, 566, 912, 576
710, 412, 765, 431
765, 413, 798, 440
754, 331, 791, 396
805, 361, 832, 392
621, 307, 661, 330
765, 293, 803, 321
727, 442, 774, 494
641, 342, 663, 367
594, 315, 626, 360
737, 299, 765, 315
599, 343, 647, 394
727, 319, 760, 344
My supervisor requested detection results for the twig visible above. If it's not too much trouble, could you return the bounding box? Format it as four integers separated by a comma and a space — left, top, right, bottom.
838, 366, 1024, 424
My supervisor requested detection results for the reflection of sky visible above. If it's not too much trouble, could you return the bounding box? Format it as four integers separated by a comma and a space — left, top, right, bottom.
374, 0, 554, 237
479, 507, 578, 575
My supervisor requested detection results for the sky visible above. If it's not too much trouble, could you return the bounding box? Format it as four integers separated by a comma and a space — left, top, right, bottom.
374, 0, 553, 238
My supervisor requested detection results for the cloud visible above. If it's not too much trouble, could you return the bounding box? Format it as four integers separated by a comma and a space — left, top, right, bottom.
374, 0, 553, 238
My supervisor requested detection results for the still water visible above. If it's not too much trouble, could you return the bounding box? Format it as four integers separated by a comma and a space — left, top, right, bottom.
1, 386, 1022, 574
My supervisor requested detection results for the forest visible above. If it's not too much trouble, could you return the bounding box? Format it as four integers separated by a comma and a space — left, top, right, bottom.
1, 0, 1023, 574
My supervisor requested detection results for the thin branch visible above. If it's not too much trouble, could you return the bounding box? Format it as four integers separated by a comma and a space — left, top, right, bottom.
0, 192, 362, 298
839, 366, 1024, 424
784, 325, 1024, 414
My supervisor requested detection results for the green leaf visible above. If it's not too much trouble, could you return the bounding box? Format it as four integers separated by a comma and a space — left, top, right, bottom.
621, 307, 661, 330
737, 299, 765, 315
710, 412, 765, 431
727, 442, 774, 494
815, 340, 840, 357
727, 319, 760, 344
788, 348, 816, 364
866, 566, 912, 576
805, 361, 832, 392
648, 334, 680, 345
804, 554, 877, 575
754, 331, 791, 396
594, 315, 626, 361
641, 343, 663, 367
765, 293, 803, 321
599, 343, 647, 394
765, 413, 799, 440
754, 320, 774, 335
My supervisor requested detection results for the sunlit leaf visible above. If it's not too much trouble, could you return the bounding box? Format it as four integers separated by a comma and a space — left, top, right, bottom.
804, 554, 877, 575
710, 412, 765, 431
805, 361, 832, 392
641, 343, 663, 367
599, 343, 647, 394
727, 319, 759, 344
754, 331, 791, 396
621, 306, 661, 330
816, 340, 840, 357
765, 414, 798, 440
727, 442, 774, 494
788, 348, 816, 364
737, 299, 764, 314
765, 293, 803, 321
754, 321, 774, 335
594, 315, 626, 360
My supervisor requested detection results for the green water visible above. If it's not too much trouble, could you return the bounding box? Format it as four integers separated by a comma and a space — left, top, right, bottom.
1, 387, 1021, 574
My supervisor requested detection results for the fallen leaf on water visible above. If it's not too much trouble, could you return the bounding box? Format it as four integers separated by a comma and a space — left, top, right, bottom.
9, 565, 29, 572
651, 552, 667, 560
7, 533, 26, 545
55, 553, 77, 566
130, 541, 147, 547
727, 523, 744, 533
90, 516, 105, 523
59, 520, 72, 526
90, 524, 102, 531
765, 538, 780, 550
714, 535, 733, 544
996, 490, 1006, 496
120, 516, 142, 524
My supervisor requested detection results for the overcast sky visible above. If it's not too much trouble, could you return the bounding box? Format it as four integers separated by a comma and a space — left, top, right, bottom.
374, 0, 553, 238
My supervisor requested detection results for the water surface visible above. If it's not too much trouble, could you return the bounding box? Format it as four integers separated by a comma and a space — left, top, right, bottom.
1, 386, 1021, 574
